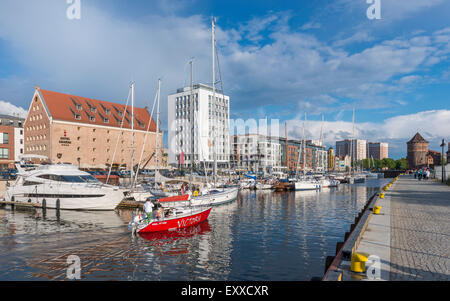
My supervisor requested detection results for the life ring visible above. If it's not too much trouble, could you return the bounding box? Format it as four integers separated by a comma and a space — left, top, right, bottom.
193, 190, 199, 197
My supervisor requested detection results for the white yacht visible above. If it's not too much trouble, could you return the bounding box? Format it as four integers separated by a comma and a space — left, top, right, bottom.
293, 177, 322, 191
318, 177, 340, 188
4, 164, 127, 210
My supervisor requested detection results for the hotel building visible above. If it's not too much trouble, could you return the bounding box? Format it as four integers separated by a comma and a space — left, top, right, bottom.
24, 86, 162, 170
168, 84, 230, 169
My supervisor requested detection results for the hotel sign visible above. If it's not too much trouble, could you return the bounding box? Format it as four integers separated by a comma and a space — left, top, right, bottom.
59, 137, 71, 146
59, 130, 71, 146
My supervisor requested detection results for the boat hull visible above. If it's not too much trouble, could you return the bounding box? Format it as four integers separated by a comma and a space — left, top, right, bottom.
294, 181, 321, 191
137, 207, 212, 233
4, 184, 125, 210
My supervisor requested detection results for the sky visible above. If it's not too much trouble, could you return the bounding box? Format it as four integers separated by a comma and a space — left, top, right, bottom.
0, 0, 449, 159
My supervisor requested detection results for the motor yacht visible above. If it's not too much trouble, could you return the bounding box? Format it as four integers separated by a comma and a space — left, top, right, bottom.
4, 163, 127, 210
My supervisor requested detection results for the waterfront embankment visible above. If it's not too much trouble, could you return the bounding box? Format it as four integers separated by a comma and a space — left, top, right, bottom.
341, 175, 450, 281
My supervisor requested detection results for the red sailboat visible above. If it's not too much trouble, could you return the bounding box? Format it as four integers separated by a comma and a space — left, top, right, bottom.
129, 205, 212, 234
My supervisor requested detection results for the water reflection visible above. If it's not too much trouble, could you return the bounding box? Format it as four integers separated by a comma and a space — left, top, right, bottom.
0, 179, 389, 281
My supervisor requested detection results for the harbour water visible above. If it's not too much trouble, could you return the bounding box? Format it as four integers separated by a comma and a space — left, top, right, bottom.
0, 178, 389, 281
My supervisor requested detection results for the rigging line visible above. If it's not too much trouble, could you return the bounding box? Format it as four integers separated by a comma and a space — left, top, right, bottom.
106, 87, 132, 184
132, 83, 159, 188
214, 36, 232, 177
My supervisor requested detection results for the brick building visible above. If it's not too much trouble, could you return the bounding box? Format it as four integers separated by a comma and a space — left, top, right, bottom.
426, 150, 442, 169
24, 86, 162, 170
0, 114, 25, 172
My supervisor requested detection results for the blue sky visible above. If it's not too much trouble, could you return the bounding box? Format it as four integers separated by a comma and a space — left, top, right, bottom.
0, 0, 449, 158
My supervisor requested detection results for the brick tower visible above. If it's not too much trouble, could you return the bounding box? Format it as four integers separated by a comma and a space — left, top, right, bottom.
406, 132, 429, 169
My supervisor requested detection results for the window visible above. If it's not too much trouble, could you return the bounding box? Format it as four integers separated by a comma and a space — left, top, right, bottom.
0, 148, 8, 159
2, 133, 8, 144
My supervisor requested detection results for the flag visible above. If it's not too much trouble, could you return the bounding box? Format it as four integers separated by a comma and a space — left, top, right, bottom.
180, 151, 184, 165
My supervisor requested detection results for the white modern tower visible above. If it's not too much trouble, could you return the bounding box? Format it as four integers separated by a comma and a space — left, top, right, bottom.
168, 84, 230, 169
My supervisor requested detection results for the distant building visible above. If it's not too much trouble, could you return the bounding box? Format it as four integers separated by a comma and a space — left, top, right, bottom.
335, 155, 351, 172
327, 147, 335, 172
336, 139, 367, 161
447, 142, 450, 164
0, 114, 25, 171
427, 150, 442, 169
406, 132, 429, 169
279, 138, 327, 174
231, 134, 282, 174
367, 142, 389, 160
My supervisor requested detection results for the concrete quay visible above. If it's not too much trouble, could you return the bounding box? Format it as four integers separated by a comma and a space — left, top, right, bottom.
349, 175, 450, 281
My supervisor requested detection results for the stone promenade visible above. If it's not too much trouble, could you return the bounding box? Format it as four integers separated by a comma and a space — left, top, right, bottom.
354, 175, 450, 281
389, 175, 450, 280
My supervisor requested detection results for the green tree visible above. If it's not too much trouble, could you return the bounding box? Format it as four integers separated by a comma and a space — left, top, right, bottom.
395, 158, 408, 170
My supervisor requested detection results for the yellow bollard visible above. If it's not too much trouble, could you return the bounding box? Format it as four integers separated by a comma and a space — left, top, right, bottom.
380, 193, 385, 199
374, 206, 382, 215
351, 252, 370, 273
383, 186, 388, 191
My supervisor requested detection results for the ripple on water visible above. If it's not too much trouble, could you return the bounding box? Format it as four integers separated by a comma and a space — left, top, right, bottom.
0, 179, 390, 280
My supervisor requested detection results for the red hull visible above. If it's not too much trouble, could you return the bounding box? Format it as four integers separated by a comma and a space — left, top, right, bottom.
158, 194, 190, 203
138, 208, 212, 233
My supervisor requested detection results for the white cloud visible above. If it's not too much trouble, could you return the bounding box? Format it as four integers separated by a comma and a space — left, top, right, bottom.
0, 0, 448, 128
0, 100, 27, 118
300, 22, 321, 30
284, 110, 450, 158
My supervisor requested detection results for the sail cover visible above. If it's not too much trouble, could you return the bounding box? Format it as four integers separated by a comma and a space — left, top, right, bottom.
155, 170, 174, 183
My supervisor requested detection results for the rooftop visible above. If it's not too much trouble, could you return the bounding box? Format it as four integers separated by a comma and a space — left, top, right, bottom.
175, 83, 224, 94
407, 132, 429, 144
36, 87, 158, 132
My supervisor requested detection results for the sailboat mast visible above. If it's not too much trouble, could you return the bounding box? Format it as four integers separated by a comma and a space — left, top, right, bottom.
351, 107, 355, 175
212, 17, 217, 187
190, 60, 194, 190
130, 82, 135, 186
303, 112, 307, 176
155, 79, 161, 176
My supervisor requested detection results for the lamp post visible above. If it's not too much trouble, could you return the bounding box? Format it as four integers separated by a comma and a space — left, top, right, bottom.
441, 139, 446, 183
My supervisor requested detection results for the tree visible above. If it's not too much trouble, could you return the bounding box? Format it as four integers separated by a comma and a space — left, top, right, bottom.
395, 158, 408, 170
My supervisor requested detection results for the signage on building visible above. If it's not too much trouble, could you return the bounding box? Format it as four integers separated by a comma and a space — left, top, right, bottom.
59, 131, 71, 146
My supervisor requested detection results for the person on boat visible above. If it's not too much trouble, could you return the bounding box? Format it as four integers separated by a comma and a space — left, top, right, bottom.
143, 200, 154, 222
150, 198, 164, 220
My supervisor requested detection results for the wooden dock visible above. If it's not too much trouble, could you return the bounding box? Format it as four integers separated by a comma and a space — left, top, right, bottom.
0, 199, 40, 210
0, 199, 143, 210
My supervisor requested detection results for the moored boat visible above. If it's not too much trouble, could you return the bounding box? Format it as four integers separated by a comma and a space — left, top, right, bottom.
4, 163, 127, 210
